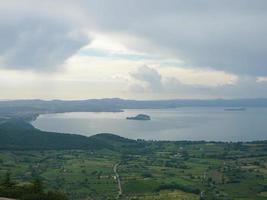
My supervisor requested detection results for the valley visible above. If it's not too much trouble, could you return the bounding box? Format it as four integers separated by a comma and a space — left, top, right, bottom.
0, 132, 266, 200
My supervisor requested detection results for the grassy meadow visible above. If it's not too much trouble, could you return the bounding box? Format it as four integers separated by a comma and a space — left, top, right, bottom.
0, 139, 266, 200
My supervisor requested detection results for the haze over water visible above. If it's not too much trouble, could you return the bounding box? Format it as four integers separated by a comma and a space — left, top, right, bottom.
32, 107, 267, 142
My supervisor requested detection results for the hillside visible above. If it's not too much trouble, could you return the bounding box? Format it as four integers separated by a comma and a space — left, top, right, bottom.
0, 119, 127, 150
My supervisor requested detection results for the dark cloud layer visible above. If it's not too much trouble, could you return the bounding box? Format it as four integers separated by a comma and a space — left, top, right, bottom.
81, 0, 267, 75
0, 0, 267, 75
0, 1, 89, 71
0, 20, 89, 71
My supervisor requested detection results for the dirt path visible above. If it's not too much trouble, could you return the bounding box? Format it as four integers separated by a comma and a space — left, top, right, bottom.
113, 163, 122, 199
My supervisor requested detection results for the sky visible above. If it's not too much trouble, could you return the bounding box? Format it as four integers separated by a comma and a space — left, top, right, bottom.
0, 0, 267, 100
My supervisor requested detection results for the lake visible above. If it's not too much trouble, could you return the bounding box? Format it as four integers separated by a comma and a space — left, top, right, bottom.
32, 107, 267, 141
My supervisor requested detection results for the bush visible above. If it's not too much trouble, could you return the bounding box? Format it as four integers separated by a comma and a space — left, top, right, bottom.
0, 174, 68, 200
155, 182, 200, 194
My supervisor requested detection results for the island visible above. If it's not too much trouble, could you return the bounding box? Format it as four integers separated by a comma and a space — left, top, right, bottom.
126, 114, 151, 120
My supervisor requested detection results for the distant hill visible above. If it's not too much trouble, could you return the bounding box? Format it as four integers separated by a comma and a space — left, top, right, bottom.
0, 119, 134, 151
1, 98, 267, 115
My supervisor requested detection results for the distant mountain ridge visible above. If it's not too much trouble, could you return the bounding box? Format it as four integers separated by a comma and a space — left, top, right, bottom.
1, 98, 267, 115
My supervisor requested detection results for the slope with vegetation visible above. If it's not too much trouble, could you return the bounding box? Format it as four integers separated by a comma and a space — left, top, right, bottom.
0, 118, 266, 199
0, 173, 67, 200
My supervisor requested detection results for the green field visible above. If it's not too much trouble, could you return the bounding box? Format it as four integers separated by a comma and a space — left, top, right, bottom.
1, 139, 266, 200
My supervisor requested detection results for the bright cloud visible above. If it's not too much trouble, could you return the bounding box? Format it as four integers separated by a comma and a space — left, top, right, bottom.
257, 76, 267, 82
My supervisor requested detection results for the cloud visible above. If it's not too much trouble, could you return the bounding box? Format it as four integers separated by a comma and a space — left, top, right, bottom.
257, 76, 267, 82
212, 76, 267, 98
0, 1, 90, 71
1, 0, 266, 75
128, 65, 267, 99
129, 65, 217, 98
0, 0, 267, 99
130, 65, 163, 92
129, 65, 214, 98
79, 0, 267, 76
130, 65, 238, 93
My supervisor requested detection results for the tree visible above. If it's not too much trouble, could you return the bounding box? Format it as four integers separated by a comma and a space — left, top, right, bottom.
2, 172, 14, 187
32, 178, 44, 193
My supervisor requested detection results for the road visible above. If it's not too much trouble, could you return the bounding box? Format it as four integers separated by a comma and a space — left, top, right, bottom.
113, 163, 122, 199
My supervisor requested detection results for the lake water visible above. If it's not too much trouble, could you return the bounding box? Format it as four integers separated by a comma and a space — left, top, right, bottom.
32, 107, 267, 141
